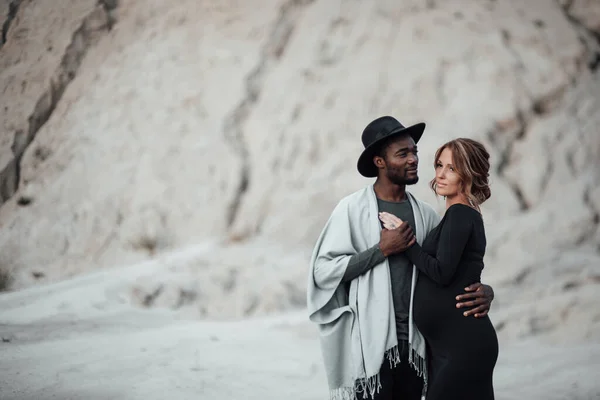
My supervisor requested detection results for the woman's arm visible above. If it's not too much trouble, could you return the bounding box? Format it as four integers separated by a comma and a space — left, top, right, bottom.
404, 205, 473, 286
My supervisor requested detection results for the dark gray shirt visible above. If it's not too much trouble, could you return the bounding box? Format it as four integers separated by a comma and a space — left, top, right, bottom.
342, 197, 416, 340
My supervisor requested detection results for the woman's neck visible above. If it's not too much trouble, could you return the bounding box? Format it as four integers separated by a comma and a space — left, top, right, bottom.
445, 194, 472, 210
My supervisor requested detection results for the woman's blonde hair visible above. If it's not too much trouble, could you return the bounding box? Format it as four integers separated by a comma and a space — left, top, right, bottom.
429, 138, 491, 207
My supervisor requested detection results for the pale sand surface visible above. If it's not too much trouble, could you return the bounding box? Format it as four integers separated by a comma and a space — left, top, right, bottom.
1, 255, 598, 400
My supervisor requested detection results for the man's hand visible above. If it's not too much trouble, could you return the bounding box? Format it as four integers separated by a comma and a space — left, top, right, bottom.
379, 223, 415, 257
456, 283, 494, 318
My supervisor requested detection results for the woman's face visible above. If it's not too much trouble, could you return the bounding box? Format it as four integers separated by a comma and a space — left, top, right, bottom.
435, 148, 462, 197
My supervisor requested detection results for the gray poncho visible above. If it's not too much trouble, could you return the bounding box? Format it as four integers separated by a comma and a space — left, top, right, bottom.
307, 185, 441, 399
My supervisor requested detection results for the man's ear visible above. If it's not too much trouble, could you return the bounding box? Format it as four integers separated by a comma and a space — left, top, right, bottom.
374, 155, 385, 170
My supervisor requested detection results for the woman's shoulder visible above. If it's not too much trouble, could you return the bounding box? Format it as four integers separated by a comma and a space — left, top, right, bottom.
445, 203, 482, 222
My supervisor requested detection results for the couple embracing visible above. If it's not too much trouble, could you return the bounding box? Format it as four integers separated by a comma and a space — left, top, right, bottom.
307, 116, 499, 400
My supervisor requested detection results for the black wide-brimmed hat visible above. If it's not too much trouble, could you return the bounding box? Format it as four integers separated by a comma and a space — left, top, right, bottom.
357, 116, 426, 177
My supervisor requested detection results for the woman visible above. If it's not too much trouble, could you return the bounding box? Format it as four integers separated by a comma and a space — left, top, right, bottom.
379, 138, 499, 400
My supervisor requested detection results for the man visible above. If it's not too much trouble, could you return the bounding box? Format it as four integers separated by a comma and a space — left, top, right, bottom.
307, 116, 494, 400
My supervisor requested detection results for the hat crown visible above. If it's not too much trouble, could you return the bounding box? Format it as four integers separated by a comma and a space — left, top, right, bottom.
361, 116, 407, 148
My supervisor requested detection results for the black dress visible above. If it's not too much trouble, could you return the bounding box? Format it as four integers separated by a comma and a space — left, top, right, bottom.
405, 204, 498, 400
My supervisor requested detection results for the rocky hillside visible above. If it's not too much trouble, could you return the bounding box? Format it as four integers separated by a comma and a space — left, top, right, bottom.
1, 0, 599, 342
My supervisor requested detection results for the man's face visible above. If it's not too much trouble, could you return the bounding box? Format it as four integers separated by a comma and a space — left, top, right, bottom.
374, 135, 419, 185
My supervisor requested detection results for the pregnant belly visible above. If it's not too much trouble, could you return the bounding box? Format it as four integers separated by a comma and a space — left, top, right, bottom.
413, 277, 460, 341
413, 276, 498, 356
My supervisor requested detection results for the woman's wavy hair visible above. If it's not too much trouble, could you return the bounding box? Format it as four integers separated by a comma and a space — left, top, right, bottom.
429, 138, 491, 208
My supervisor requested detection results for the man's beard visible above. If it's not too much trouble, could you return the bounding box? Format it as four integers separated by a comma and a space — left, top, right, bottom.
386, 167, 419, 185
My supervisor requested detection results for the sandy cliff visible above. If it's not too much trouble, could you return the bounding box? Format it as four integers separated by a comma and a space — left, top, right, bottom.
1, 0, 599, 343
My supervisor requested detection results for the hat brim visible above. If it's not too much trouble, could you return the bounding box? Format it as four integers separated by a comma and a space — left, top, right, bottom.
357, 122, 426, 178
